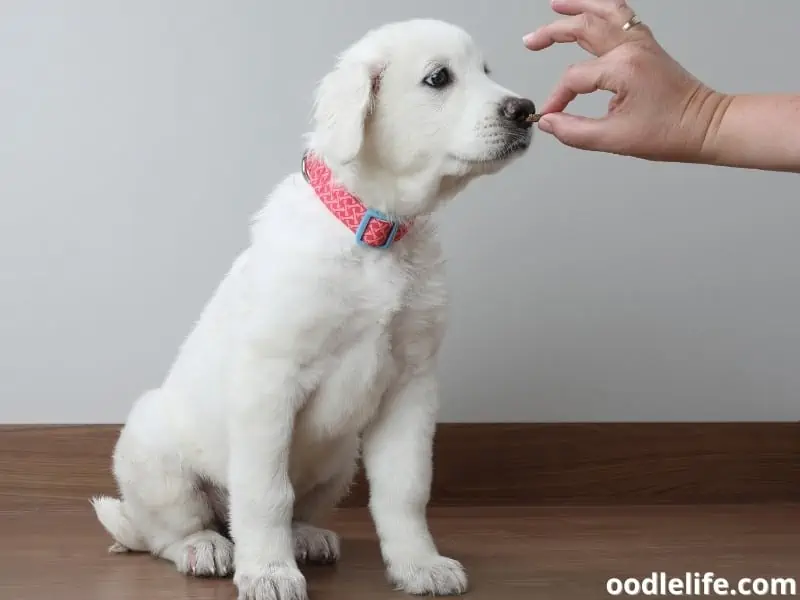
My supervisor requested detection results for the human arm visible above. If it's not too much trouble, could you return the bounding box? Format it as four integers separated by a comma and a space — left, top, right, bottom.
524, 0, 800, 173
700, 94, 800, 173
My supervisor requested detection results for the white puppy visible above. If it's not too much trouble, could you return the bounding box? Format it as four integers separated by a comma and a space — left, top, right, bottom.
92, 18, 535, 600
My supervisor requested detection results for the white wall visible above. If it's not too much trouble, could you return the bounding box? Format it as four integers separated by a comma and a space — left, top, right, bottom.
1, 1, 799, 423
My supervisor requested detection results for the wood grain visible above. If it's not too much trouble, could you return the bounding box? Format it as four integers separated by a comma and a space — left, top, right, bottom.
0, 423, 797, 509
1, 505, 798, 600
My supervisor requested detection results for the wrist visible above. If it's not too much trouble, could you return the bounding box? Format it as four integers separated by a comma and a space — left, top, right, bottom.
692, 89, 735, 166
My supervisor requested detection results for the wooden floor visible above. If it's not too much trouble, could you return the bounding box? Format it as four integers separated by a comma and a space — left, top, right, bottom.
1, 505, 798, 600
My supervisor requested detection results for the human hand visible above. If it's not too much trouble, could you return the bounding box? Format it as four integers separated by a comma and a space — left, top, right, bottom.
524, 0, 730, 163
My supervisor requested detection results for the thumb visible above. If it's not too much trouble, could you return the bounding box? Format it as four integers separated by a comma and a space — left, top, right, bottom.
537, 113, 608, 151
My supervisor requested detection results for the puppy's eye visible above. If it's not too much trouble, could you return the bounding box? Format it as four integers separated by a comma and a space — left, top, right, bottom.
422, 67, 452, 89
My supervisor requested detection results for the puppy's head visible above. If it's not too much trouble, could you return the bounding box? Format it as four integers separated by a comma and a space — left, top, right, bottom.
309, 19, 535, 214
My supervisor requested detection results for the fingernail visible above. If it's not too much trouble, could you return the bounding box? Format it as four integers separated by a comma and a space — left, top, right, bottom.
537, 115, 554, 133
522, 33, 535, 46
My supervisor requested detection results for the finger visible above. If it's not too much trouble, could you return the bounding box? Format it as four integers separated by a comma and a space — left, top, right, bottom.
523, 15, 584, 52
523, 4, 647, 57
538, 58, 616, 114
551, 0, 653, 40
537, 112, 611, 151
550, 0, 634, 23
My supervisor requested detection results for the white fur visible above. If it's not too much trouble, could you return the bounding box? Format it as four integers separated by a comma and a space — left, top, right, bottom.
92, 19, 534, 600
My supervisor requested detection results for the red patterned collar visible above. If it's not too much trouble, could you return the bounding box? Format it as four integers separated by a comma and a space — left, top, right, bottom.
301, 152, 412, 249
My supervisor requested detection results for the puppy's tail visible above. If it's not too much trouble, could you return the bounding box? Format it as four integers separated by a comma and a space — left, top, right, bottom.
90, 495, 148, 553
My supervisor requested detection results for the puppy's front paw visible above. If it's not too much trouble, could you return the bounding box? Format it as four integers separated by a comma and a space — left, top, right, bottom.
387, 555, 468, 596
293, 522, 340, 565
234, 563, 307, 600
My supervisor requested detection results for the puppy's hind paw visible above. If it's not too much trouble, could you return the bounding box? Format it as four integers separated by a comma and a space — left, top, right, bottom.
108, 542, 130, 553
293, 522, 340, 565
173, 530, 234, 577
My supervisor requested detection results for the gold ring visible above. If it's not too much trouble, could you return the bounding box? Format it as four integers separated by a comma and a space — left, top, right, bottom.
621, 14, 642, 31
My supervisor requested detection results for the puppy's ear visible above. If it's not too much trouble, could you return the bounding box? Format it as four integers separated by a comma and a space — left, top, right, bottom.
312, 56, 382, 164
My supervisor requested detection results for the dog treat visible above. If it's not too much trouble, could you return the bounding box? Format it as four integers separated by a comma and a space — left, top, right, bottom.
526, 113, 542, 123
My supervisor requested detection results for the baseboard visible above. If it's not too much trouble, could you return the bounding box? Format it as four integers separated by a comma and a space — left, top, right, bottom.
0, 423, 797, 509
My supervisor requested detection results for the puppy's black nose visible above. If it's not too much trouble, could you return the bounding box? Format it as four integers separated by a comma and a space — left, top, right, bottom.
500, 97, 536, 127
